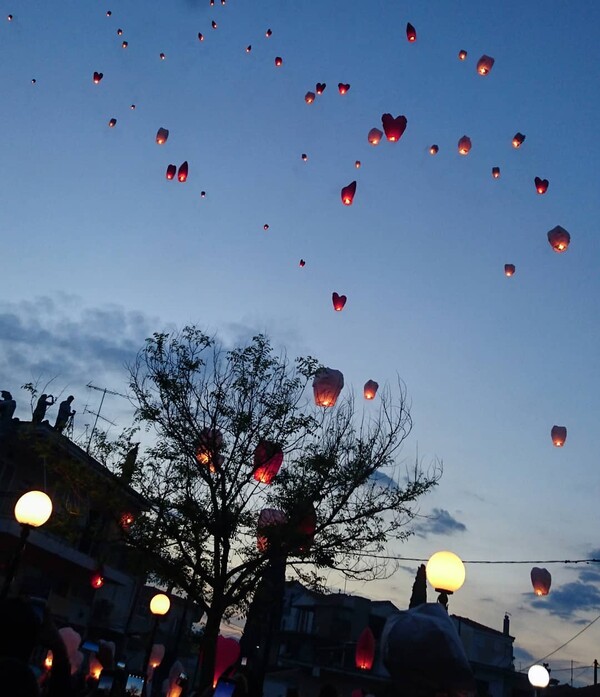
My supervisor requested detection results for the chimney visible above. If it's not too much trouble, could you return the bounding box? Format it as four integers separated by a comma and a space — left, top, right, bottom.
503, 613, 510, 636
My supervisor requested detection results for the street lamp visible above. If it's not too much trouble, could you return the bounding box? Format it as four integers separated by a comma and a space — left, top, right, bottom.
0, 491, 53, 599
528, 664, 550, 697
426, 550, 465, 610
142, 593, 171, 696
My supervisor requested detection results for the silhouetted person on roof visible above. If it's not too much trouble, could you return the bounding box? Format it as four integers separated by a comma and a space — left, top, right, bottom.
33, 394, 55, 424
54, 395, 75, 434
0, 391, 17, 435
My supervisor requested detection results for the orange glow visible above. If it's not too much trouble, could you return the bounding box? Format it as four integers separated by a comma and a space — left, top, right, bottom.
44, 651, 53, 670
275, 56, 282, 66
253, 441, 284, 484
355, 627, 376, 670
531, 567, 552, 596
166, 164, 176, 180
458, 49, 467, 60
458, 135, 471, 155
108, 118, 117, 128
89, 657, 103, 680
406, 22, 417, 42
338, 83, 350, 94
305, 91, 315, 104
355, 160, 361, 168
265, 28, 272, 37
198, 32, 204, 41
90, 570, 105, 589
313, 368, 344, 408
512, 132, 526, 148
476, 55, 495, 75
382, 113, 407, 142
492, 167, 500, 179
93, 72, 103, 84
534, 177, 549, 194
429, 144, 439, 155
156, 127, 169, 145
504, 264, 515, 277
316, 82, 326, 94
368, 128, 383, 145
177, 161, 189, 182
332, 292, 347, 311
341, 181, 356, 206
120, 512, 135, 530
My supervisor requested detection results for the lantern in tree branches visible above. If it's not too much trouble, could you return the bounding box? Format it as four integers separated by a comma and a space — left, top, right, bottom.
213, 637, 240, 688
476, 55, 494, 75
178, 161, 188, 182
166, 164, 176, 180
305, 92, 315, 104
292, 501, 317, 554
535, 177, 549, 194
381, 113, 407, 142
90, 568, 105, 589
530, 567, 551, 596
257, 508, 287, 552
547, 226, 570, 252
119, 512, 135, 530
196, 428, 224, 472
332, 292, 347, 311
551, 425, 567, 447
313, 368, 344, 407
338, 83, 350, 94
253, 440, 283, 484
368, 128, 383, 145
512, 132, 526, 148
341, 181, 357, 205
504, 264, 515, 277
406, 22, 417, 42
363, 380, 379, 400
492, 167, 500, 179
355, 627, 375, 670
156, 128, 169, 145
458, 135, 471, 155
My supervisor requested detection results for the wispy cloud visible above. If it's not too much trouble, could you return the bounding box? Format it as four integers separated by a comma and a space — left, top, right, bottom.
531, 581, 600, 620
413, 508, 467, 538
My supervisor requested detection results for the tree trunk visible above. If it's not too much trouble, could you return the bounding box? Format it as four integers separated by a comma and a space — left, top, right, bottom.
198, 603, 225, 691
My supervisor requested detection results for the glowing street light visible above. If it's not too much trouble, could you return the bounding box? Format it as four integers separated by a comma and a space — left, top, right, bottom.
426, 550, 465, 609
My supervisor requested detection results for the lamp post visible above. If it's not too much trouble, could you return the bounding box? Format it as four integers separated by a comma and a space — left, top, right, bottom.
528, 664, 550, 697
142, 592, 171, 696
425, 550, 465, 610
0, 490, 53, 599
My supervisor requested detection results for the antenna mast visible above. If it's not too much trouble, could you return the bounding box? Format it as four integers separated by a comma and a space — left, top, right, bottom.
85, 382, 128, 453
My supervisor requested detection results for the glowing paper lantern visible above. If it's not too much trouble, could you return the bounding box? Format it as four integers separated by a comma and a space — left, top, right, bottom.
458, 49, 467, 60
265, 28, 272, 37
214, 637, 240, 687
196, 428, 224, 472
316, 82, 326, 95
201, 191, 206, 198
293, 501, 317, 553
547, 225, 570, 252
166, 164, 176, 180
338, 83, 350, 94
299, 259, 305, 267
551, 425, 567, 447
363, 380, 379, 400
305, 92, 315, 104
530, 567, 552, 596
458, 136, 471, 155
341, 181, 357, 206
534, 177, 549, 194
90, 568, 105, 589
257, 508, 287, 552
253, 440, 284, 484
106, 10, 112, 17
156, 128, 169, 145
406, 22, 417, 42
301, 153, 307, 161
121, 41, 128, 48
476, 55, 494, 75
108, 118, 117, 128
117, 28, 123, 35
313, 368, 344, 407
88, 655, 103, 680
263, 224, 269, 231
148, 644, 165, 670
160, 53, 166, 60
355, 627, 375, 670
504, 264, 515, 277
429, 144, 439, 155
368, 128, 383, 145
119, 512, 135, 530
512, 132, 526, 148
355, 160, 361, 168
332, 292, 347, 311
211, 21, 217, 29
93, 72, 103, 84
177, 161, 189, 182
492, 167, 500, 179
246, 45, 251, 53
198, 32, 204, 41
275, 56, 283, 67
381, 113, 407, 142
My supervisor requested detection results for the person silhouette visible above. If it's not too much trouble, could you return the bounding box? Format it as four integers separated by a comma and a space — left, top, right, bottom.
33, 394, 55, 424
54, 396, 75, 434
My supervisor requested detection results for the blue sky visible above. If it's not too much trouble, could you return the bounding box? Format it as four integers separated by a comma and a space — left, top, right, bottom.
1, 0, 600, 683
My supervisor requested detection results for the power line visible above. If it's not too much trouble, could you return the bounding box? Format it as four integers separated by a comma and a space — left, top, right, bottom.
527, 613, 600, 668
350, 551, 600, 565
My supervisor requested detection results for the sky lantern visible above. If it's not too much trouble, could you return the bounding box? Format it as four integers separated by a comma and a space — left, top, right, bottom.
90, 568, 105, 589
166, 164, 176, 180
253, 440, 284, 484
257, 508, 287, 552
301, 153, 307, 161
512, 132, 526, 148
213, 637, 240, 688
198, 32, 204, 41
263, 224, 269, 231
177, 161, 188, 182
332, 292, 347, 311
458, 49, 467, 60
93, 72, 103, 84
156, 127, 169, 145
160, 52, 166, 60
201, 191, 206, 198
293, 501, 317, 554
246, 45, 251, 52
212, 20, 217, 29
31, 79, 36, 84
381, 113, 407, 142
368, 128, 383, 145
119, 512, 135, 531
275, 56, 283, 66
458, 135, 471, 155
338, 83, 350, 94
530, 567, 552, 596
313, 368, 344, 407
130, 104, 136, 110
355, 160, 361, 168
108, 118, 117, 128
547, 225, 570, 252
363, 380, 379, 400
106, 10, 112, 17
551, 425, 567, 447
195, 428, 224, 472
535, 177, 549, 194
316, 82, 326, 95
341, 181, 357, 205
429, 144, 439, 155
305, 91, 315, 104
266, 28, 272, 37
492, 166, 500, 179
117, 28, 123, 35
148, 644, 165, 670
476, 55, 495, 75
355, 627, 375, 670
504, 264, 515, 277
299, 259, 305, 267
406, 22, 417, 42
121, 41, 128, 48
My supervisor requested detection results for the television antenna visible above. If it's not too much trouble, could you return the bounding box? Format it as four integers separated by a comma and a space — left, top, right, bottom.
85, 382, 129, 453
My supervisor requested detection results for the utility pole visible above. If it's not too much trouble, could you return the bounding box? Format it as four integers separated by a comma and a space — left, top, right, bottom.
85, 382, 128, 452
594, 658, 598, 685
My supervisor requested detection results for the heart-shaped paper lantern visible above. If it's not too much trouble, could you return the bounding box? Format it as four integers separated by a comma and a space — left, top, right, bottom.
381, 113, 407, 142
316, 82, 326, 94
332, 293, 347, 311
338, 83, 350, 94
93, 71, 103, 83
534, 177, 549, 194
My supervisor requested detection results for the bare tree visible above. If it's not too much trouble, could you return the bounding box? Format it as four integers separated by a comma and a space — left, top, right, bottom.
125, 327, 441, 689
